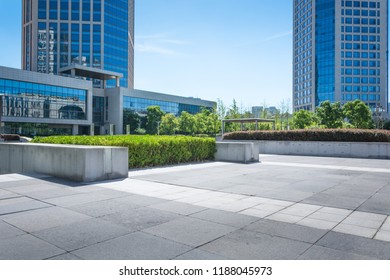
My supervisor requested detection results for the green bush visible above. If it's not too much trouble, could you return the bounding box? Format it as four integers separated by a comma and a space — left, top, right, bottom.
0, 134, 21, 141
32, 135, 216, 168
223, 129, 390, 142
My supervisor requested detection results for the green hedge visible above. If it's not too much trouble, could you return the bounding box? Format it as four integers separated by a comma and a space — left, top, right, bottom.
32, 135, 216, 168
223, 129, 390, 142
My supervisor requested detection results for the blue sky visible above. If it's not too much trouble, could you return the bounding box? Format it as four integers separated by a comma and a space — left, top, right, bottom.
0, 0, 293, 110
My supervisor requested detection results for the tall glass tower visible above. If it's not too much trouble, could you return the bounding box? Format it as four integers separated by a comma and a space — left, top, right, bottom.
293, 0, 388, 112
22, 0, 134, 88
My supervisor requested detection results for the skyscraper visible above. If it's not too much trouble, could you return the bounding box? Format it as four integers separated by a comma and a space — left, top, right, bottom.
22, 0, 134, 88
293, 0, 388, 112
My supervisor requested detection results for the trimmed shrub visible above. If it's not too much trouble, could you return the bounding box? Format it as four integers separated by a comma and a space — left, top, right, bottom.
32, 135, 216, 168
0, 134, 21, 141
223, 129, 390, 143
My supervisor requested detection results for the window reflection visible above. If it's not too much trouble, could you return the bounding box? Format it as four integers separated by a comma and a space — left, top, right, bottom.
0, 78, 87, 120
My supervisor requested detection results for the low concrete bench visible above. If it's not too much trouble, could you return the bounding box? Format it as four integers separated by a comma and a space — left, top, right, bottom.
215, 141, 259, 163
0, 143, 128, 182
256, 140, 390, 159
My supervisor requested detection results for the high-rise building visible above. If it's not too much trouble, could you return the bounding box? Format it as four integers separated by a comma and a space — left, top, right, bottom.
293, 0, 388, 112
22, 0, 134, 88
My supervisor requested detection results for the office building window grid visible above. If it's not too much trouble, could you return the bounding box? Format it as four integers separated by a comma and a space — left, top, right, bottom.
23, 0, 133, 88
123, 96, 208, 116
0, 78, 87, 120
294, 0, 314, 111
293, 0, 388, 112
340, 0, 382, 106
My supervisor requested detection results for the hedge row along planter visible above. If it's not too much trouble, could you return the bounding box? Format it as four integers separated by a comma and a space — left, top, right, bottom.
32, 135, 216, 169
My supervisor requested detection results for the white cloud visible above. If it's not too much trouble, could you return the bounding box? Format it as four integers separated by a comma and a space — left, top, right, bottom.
135, 34, 189, 55
262, 30, 292, 42
135, 43, 180, 55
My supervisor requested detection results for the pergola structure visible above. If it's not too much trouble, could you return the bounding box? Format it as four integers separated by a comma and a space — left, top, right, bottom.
221, 118, 276, 136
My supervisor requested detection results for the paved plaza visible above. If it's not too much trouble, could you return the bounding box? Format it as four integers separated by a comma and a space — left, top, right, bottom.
0, 154, 390, 260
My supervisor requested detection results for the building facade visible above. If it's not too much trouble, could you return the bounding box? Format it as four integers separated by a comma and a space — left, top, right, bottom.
293, 0, 388, 112
22, 0, 134, 88
0, 66, 215, 136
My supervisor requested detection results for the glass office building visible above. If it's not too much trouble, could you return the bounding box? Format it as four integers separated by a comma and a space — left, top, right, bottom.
293, 0, 388, 112
22, 0, 134, 88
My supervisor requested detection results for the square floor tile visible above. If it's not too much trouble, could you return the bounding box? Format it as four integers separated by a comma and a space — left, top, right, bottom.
307, 211, 347, 223
0, 197, 51, 215
33, 218, 132, 251
0, 234, 65, 260
0, 220, 25, 239
190, 209, 259, 228
199, 229, 311, 260
318, 207, 352, 216
2, 207, 91, 232
253, 204, 286, 212
297, 218, 337, 230
72, 232, 192, 260
333, 224, 377, 238
149, 201, 206, 216
374, 230, 390, 243
267, 213, 304, 223
380, 217, 390, 231
245, 219, 327, 243
173, 249, 231, 260
342, 212, 387, 229
298, 245, 375, 260
317, 231, 390, 259
101, 207, 179, 232
143, 217, 236, 247
239, 208, 275, 218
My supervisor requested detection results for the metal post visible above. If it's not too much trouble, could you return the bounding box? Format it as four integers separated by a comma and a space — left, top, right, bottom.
221, 120, 225, 137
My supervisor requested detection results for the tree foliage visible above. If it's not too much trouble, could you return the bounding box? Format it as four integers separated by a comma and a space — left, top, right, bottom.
316, 101, 344, 128
160, 113, 178, 135
342, 100, 374, 129
123, 109, 140, 133
291, 110, 319, 129
146, 106, 165, 134
178, 111, 197, 135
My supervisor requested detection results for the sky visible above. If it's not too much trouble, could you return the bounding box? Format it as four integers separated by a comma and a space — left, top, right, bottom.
0, 0, 293, 110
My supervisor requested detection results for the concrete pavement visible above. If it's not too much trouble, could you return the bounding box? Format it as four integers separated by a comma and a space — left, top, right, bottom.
0, 155, 390, 260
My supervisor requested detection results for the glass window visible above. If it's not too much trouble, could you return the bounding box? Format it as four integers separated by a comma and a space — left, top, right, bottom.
60, 0, 69, 20
38, 0, 46, 19
71, 0, 79, 21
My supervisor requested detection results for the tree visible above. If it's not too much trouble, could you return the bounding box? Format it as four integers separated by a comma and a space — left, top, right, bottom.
383, 120, 390, 130
197, 108, 221, 135
343, 100, 374, 129
178, 111, 197, 135
291, 110, 319, 129
123, 109, 140, 133
159, 113, 178, 135
316, 101, 343, 128
216, 99, 227, 120
146, 106, 165, 134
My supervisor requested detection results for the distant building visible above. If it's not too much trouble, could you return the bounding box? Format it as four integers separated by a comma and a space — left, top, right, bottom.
7, 1, 216, 136
293, 0, 388, 112
251, 106, 280, 118
267, 106, 280, 116
0, 66, 215, 136
251, 106, 263, 118
22, 0, 135, 88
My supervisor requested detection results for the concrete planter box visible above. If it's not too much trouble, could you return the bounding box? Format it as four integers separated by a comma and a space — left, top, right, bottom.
0, 143, 128, 182
215, 142, 260, 163
255, 140, 390, 159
